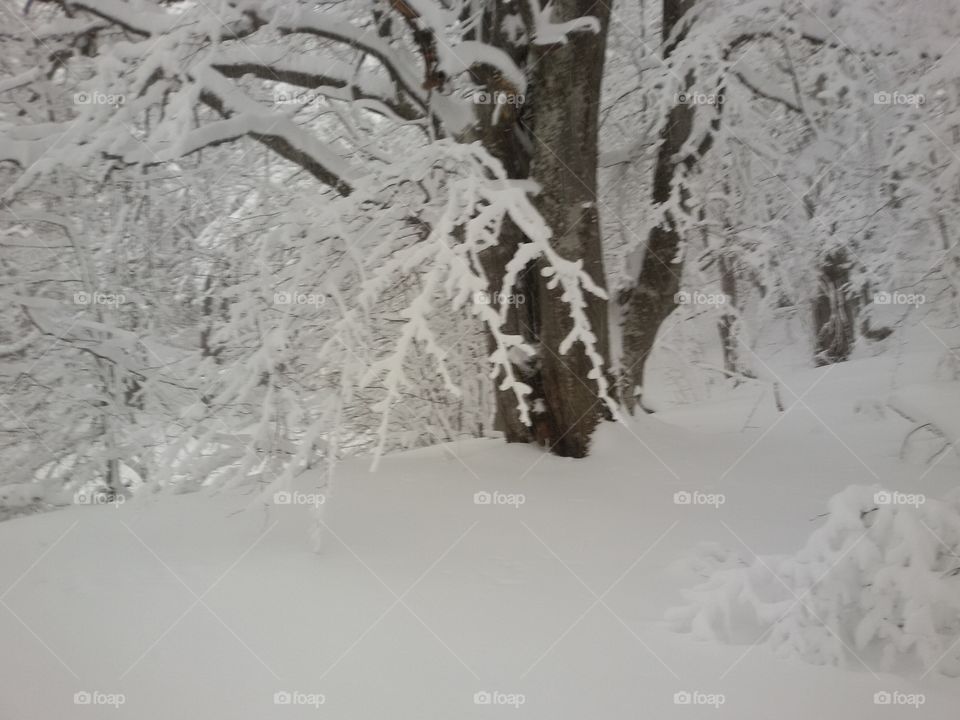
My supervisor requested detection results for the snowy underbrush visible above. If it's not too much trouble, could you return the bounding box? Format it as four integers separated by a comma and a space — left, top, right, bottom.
669, 486, 960, 676
0, 482, 55, 521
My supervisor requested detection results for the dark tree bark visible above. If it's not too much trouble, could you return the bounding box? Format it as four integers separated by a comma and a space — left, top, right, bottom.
525, 0, 614, 456
470, 0, 615, 455
812, 248, 856, 366
467, 3, 539, 444
804, 190, 858, 366
618, 0, 705, 413
717, 252, 753, 380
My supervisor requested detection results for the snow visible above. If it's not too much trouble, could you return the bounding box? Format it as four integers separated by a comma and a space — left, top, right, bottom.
1, 355, 958, 718
890, 383, 960, 449
0, 68, 40, 94
437, 41, 527, 95
526, 0, 601, 46
670, 484, 960, 675
1, 0, 957, 714
274, 8, 475, 133
49, 0, 175, 35
172, 68, 361, 188
0, 136, 60, 169
0, 483, 46, 509
208, 46, 396, 105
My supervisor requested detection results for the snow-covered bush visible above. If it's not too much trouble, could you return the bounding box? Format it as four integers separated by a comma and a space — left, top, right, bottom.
669, 485, 960, 676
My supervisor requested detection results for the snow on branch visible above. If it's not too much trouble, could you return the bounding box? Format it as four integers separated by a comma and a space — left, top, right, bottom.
353, 140, 613, 462
0, 68, 41, 94
669, 485, 960, 676
435, 41, 527, 95
189, 67, 361, 194
273, 7, 474, 134
526, 0, 601, 46
35, 0, 175, 36
208, 47, 417, 121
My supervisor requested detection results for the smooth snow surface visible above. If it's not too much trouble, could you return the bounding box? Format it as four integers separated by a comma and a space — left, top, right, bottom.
1, 355, 957, 719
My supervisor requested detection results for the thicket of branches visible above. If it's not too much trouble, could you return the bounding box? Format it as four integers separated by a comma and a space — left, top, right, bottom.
0, 0, 957, 508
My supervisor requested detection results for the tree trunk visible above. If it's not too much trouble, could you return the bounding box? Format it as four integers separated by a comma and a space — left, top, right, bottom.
812, 248, 856, 365
479, 219, 539, 444
471, 5, 538, 444
717, 251, 754, 380
618, 0, 703, 413
472, 0, 615, 455
472, 124, 538, 443
525, 0, 614, 456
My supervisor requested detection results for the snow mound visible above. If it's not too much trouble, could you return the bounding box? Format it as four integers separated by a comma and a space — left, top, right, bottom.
668, 485, 960, 676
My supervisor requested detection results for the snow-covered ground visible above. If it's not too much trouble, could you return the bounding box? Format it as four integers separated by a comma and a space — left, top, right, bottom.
1, 351, 958, 719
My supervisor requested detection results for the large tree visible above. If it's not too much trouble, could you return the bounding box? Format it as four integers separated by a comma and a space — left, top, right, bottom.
3, 0, 617, 460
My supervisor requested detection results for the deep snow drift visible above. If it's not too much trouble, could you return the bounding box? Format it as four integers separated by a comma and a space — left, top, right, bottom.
1, 353, 958, 719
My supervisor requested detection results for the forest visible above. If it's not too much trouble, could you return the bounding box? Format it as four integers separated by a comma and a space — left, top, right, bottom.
0, 0, 958, 717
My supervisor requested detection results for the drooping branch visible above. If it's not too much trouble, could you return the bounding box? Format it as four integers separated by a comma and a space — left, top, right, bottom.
33, 0, 173, 36
208, 58, 421, 122
195, 83, 356, 196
